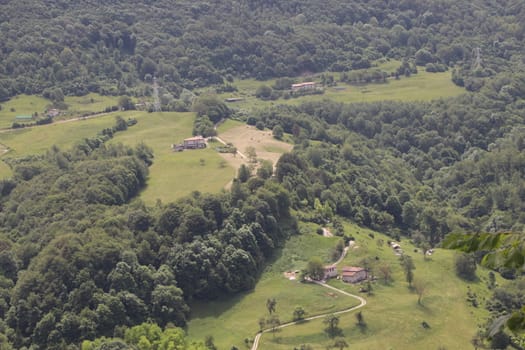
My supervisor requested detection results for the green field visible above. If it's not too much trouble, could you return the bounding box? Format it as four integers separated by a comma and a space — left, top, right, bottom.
109, 112, 236, 204
216, 119, 244, 134
214, 61, 465, 111
0, 94, 51, 129
0, 114, 118, 158
0, 110, 236, 201
0, 93, 121, 130
188, 221, 491, 350
187, 227, 350, 349
63, 93, 121, 116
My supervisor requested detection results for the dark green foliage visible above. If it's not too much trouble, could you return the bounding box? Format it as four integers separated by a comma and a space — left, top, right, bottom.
0, 135, 292, 347
455, 253, 477, 281
1, 0, 522, 98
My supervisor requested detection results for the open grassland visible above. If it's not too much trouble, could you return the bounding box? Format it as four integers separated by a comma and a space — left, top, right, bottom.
0, 113, 118, 157
0, 93, 121, 129
63, 93, 120, 117
216, 119, 244, 134
0, 110, 236, 200
219, 70, 464, 111
187, 226, 347, 349
214, 59, 465, 111
109, 112, 236, 204
259, 222, 492, 350
0, 95, 51, 129
188, 220, 491, 350
218, 124, 293, 169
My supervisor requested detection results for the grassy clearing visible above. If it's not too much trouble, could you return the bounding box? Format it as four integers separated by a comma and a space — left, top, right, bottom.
109, 112, 235, 205
0, 95, 51, 129
188, 219, 491, 350
63, 93, 120, 117
218, 70, 465, 109
0, 114, 118, 157
0, 93, 121, 129
215, 64, 465, 111
186, 228, 347, 349
258, 221, 492, 350
0, 111, 236, 200
218, 124, 293, 169
216, 119, 244, 134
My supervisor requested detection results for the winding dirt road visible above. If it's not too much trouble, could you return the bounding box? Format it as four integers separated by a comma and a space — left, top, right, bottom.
251, 244, 366, 350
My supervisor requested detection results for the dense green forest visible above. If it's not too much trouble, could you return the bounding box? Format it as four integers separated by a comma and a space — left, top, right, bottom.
1, 0, 525, 348
0, 118, 293, 348
0, 0, 524, 101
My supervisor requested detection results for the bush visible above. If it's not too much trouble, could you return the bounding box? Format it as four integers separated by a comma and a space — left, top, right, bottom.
455, 253, 477, 280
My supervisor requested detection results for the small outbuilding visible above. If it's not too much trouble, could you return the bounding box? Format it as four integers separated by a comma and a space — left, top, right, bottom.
341, 266, 368, 283
291, 82, 316, 91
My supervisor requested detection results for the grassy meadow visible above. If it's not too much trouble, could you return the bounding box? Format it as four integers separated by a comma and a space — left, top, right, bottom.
63, 93, 120, 116
211, 59, 465, 112
187, 226, 350, 349
0, 93, 121, 129
0, 111, 236, 202
0, 94, 51, 129
188, 221, 492, 350
0, 113, 118, 157
109, 112, 236, 204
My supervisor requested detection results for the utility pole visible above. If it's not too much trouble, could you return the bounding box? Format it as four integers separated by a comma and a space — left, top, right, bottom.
152, 76, 161, 112
471, 47, 482, 71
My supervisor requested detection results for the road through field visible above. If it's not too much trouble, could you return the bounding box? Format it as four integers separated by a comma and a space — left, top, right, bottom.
250, 281, 367, 350
250, 245, 366, 350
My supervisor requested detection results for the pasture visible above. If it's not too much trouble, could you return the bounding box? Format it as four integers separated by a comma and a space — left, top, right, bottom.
186, 226, 350, 349
188, 221, 491, 350
214, 61, 465, 111
109, 112, 236, 204
216, 123, 293, 173
0, 113, 118, 157
63, 93, 120, 116
0, 111, 236, 202
0, 94, 51, 129
0, 93, 121, 130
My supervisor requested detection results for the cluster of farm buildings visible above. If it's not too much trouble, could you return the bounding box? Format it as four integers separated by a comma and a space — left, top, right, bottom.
322, 265, 368, 283
172, 135, 207, 151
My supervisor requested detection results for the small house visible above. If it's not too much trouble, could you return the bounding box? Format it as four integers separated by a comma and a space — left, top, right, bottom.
291, 82, 316, 92
183, 136, 206, 149
47, 109, 60, 118
341, 266, 367, 283
323, 265, 337, 280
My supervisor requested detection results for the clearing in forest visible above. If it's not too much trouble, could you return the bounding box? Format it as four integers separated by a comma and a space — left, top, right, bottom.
216, 120, 293, 177
187, 221, 493, 350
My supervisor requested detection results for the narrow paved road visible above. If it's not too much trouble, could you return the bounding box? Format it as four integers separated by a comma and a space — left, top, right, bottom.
251, 243, 365, 350
251, 281, 366, 350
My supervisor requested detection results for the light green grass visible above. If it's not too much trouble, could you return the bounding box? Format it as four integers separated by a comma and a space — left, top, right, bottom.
63, 93, 120, 116
186, 229, 347, 349
0, 114, 118, 157
0, 111, 236, 200
109, 112, 236, 205
217, 69, 465, 111
258, 221, 492, 349
216, 119, 244, 134
188, 220, 491, 350
0, 95, 52, 129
